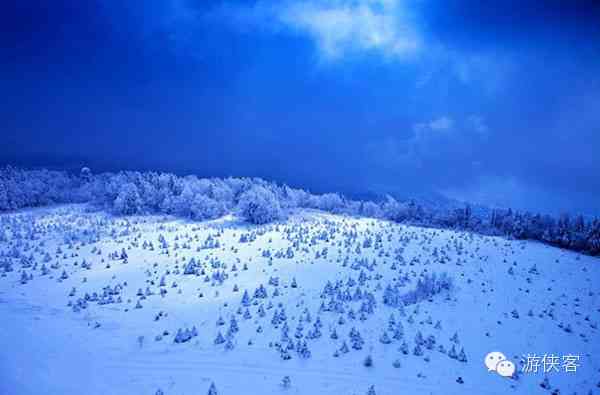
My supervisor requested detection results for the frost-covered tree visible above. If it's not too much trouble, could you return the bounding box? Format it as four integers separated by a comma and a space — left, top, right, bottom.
80, 167, 92, 182
380, 196, 406, 221
361, 201, 382, 218
0, 182, 8, 211
309, 193, 344, 213
207, 382, 218, 395
190, 194, 226, 220
113, 183, 143, 215
237, 185, 282, 224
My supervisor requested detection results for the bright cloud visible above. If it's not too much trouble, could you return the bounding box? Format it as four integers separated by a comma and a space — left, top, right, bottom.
411, 117, 455, 145
258, 0, 421, 60
423, 116, 454, 131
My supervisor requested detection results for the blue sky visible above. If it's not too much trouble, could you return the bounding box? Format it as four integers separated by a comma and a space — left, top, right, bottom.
2, 1, 600, 215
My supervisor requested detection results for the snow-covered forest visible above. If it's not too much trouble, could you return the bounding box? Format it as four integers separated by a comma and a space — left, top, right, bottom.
1, 166, 599, 256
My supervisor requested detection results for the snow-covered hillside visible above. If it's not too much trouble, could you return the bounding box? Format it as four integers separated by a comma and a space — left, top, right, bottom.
1, 205, 598, 395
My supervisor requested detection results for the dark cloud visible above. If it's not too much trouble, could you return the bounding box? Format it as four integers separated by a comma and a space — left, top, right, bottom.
1, 1, 600, 215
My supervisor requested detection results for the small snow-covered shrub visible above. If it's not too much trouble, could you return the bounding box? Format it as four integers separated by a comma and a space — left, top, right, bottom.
237, 186, 282, 224
400, 272, 453, 305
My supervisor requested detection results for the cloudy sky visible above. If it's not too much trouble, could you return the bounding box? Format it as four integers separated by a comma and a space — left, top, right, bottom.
2, 1, 600, 215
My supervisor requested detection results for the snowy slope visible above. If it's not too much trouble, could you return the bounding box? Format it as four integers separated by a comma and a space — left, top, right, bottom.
0, 205, 599, 395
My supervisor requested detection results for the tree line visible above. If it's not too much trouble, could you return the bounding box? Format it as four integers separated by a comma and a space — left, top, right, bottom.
1, 166, 598, 256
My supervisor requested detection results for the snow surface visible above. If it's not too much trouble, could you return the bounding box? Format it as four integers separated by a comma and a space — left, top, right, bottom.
0, 205, 599, 395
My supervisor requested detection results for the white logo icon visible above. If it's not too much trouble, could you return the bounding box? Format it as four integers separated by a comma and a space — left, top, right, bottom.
485, 351, 507, 371
485, 351, 515, 378
496, 360, 516, 377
